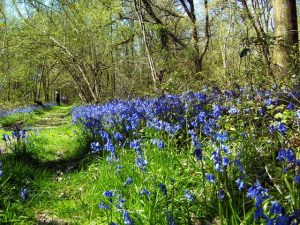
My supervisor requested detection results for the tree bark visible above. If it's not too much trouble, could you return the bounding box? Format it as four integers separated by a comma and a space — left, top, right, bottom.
273, 0, 298, 80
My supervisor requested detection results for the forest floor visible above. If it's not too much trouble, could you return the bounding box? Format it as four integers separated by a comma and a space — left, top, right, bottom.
2, 97, 299, 225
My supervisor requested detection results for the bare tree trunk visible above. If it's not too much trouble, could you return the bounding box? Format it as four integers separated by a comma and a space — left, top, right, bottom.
133, 0, 159, 91
220, 1, 233, 79
178, 0, 210, 75
273, 0, 298, 81
199, 0, 210, 72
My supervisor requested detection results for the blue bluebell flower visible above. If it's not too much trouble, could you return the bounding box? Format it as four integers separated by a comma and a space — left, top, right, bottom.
2, 134, 11, 145
270, 201, 285, 215
99, 201, 109, 210
222, 157, 229, 167
264, 98, 273, 106
258, 107, 265, 116
114, 132, 124, 141
254, 207, 269, 221
218, 189, 225, 201
205, 174, 215, 183
247, 180, 270, 221
0, 160, 3, 177
167, 210, 176, 225
115, 194, 126, 210
221, 144, 231, 154
151, 139, 165, 149
214, 163, 222, 172
103, 190, 115, 198
194, 149, 202, 161
100, 131, 109, 141
156, 139, 165, 149
228, 107, 239, 114
269, 124, 276, 133
211, 150, 223, 172
104, 139, 115, 153
246, 181, 269, 201
216, 132, 228, 143
135, 156, 148, 172
183, 190, 193, 202
140, 188, 150, 196
20, 187, 28, 201
130, 140, 142, 156
286, 103, 295, 110
295, 175, 300, 184
116, 165, 123, 173
123, 177, 133, 187
90, 142, 101, 153
277, 122, 287, 134
277, 149, 295, 163
212, 105, 222, 118
158, 183, 167, 196
274, 215, 291, 225
235, 178, 244, 191
233, 159, 245, 173
123, 210, 134, 225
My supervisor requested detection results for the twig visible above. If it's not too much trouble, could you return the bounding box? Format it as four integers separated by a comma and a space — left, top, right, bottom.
265, 164, 282, 194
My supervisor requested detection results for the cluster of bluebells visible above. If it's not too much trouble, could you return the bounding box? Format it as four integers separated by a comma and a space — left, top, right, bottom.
73, 86, 299, 155
99, 190, 134, 224
0, 103, 55, 119
246, 181, 300, 224
269, 122, 288, 134
71, 85, 300, 223
277, 148, 300, 183
2, 134, 11, 145
2, 128, 28, 145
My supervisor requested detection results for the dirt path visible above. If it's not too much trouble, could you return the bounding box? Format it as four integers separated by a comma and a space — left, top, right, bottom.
30, 106, 72, 129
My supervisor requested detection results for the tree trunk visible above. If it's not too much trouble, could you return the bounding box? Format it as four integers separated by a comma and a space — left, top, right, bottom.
178, 0, 209, 76
273, 0, 298, 81
133, 0, 159, 92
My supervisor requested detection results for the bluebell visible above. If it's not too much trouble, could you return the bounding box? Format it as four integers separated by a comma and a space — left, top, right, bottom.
123, 210, 134, 225
205, 174, 215, 183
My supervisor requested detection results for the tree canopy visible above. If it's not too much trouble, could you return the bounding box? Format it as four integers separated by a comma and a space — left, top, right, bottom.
0, 0, 299, 103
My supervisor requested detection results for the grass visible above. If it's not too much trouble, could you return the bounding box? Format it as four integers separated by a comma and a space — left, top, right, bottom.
0, 105, 85, 224
2, 144, 213, 224
0, 89, 299, 225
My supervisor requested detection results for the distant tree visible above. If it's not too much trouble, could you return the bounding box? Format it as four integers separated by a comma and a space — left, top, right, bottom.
239, 0, 273, 79
177, 0, 210, 75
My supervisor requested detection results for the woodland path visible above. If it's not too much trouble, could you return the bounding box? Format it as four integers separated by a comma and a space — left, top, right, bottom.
29, 105, 72, 129
0, 105, 77, 162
